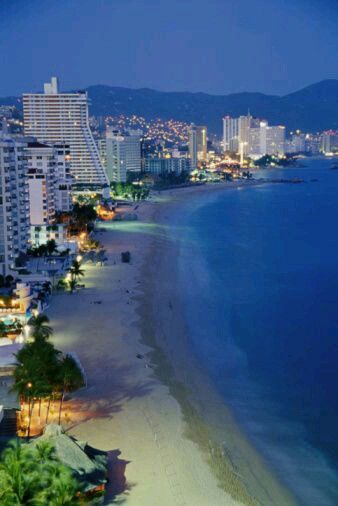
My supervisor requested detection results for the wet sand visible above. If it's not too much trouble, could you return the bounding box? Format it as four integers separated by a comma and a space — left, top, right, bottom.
48, 183, 296, 505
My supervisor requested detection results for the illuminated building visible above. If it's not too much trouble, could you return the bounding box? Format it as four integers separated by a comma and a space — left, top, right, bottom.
223, 116, 239, 152
23, 77, 107, 187
26, 142, 57, 226
188, 124, 207, 170
54, 143, 72, 213
26, 141, 72, 226
98, 138, 107, 168
0, 134, 30, 275
320, 131, 338, 154
106, 129, 142, 182
144, 156, 191, 175
248, 121, 285, 157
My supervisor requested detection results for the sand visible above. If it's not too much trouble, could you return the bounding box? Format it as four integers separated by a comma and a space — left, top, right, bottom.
48, 183, 296, 505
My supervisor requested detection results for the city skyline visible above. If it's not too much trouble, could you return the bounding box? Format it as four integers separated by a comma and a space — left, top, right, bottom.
1, 0, 338, 97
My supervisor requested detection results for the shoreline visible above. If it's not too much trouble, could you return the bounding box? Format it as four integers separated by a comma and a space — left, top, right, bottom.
47, 182, 296, 505
139, 184, 296, 505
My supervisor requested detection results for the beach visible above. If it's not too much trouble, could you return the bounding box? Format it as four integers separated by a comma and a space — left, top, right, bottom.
48, 183, 295, 505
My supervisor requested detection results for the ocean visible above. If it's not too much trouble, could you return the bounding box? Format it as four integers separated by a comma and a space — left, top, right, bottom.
177, 157, 338, 505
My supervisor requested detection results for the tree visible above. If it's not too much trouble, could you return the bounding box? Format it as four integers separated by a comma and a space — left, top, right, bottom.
28, 314, 53, 341
0, 439, 39, 504
46, 239, 58, 256
0, 321, 7, 337
71, 203, 97, 233
13, 339, 61, 436
56, 279, 67, 291
56, 355, 84, 425
40, 464, 80, 505
68, 278, 77, 294
0, 440, 80, 505
67, 260, 84, 283
5, 275, 14, 288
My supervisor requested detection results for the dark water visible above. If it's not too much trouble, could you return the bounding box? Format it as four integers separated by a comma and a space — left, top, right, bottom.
178, 158, 338, 505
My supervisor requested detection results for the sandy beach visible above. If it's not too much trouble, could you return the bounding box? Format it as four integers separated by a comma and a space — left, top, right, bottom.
48, 183, 296, 505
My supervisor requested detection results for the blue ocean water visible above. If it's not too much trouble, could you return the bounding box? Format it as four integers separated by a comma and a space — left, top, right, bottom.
178, 158, 338, 505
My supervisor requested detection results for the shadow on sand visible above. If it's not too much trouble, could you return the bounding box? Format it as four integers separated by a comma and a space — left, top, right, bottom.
104, 449, 135, 504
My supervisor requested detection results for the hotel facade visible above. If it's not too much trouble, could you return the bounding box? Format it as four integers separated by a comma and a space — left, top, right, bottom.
0, 134, 30, 275
23, 78, 107, 188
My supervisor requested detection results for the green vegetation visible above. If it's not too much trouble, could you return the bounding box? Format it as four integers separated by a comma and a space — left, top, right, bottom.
57, 203, 98, 236
66, 259, 85, 293
12, 315, 84, 437
28, 239, 59, 258
110, 182, 150, 201
254, 154, 296, 168
0, 439, 81, 505
0, 275, 14, 288
70, 203, 97, 234
154, 171, 191, 189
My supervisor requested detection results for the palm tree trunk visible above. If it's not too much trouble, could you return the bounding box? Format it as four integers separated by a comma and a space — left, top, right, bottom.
27, 399, 35, 439
58, 392, 65, 425
45, 397, 51, 425
38, 398, 42, 417
26, 397, 31, 437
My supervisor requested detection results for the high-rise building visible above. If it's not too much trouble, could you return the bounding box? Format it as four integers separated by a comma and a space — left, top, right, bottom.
248, 121, 285, 157
26, 141, 72, 225
26, 142, 56, 226
320, 131, 338, 154
188, 124, 207, 170
285, 132, 306, 154
23, 77, 107, 188
54, 143, 72, 213
238, 114, 258, 155
223, 117, 239, 153
98, 138, 107, 169
0, 134, 30, 275
144, 156, 191, 175
266, 125, 285, 156
106, 130, 142, 183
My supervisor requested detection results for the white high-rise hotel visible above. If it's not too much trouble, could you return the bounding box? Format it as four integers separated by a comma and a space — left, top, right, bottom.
188, 124, 207, 171
223, 114, 285, 157
0, 135, 30, 275
23, 77, 107, 187
106, 129, 142, 183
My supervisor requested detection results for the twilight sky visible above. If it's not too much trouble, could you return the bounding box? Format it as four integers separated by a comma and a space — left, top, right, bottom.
0, 0, 337, 97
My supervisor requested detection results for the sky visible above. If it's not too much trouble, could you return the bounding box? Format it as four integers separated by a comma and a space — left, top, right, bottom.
0, 0, 337, 97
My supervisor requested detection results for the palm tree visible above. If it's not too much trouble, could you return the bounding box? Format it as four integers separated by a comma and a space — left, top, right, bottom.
12, 352, 40, 438
0, 440, 39, 504
46, 239, 58, 256
34, 441, 58, 466
56, 278, 67, 291
56, 355, 84, 426
40, 464, 80, 505
0, 440, 80, 505
28, 314, 53, 340
13, 340, 61, 436
68, 260, 84, 282
68, 278, 77, 294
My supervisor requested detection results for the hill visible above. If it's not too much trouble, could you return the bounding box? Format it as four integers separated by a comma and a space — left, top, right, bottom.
1, 80, 337, 134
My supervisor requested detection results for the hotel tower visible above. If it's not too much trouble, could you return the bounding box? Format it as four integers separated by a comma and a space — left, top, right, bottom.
23, 77, 107, 187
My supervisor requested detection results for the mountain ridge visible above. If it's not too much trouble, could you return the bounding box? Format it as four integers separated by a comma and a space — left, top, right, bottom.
1, 79, 337, 134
